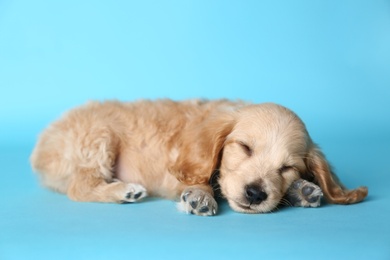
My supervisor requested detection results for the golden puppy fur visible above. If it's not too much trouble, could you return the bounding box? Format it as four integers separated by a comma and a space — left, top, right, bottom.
31, 99, 368, 215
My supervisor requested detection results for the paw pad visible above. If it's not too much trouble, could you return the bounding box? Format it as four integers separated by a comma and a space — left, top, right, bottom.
178, 188, 218, 216
121, 184, 147, 203
285, 179, 323, 208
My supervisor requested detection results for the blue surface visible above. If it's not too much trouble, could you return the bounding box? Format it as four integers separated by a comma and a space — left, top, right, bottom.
1, 1, 390, 259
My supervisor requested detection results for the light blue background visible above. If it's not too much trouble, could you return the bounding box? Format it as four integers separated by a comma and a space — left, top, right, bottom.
1, 1, 389, 259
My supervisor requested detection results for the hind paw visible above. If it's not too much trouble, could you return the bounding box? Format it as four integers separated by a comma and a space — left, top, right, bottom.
120, 183, 147, 203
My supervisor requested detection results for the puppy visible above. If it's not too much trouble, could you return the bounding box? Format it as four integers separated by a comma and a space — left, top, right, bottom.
30, 99, 368, 216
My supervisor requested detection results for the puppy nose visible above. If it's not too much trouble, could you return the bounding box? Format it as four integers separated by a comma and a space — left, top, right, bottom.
245, 184, 268, 205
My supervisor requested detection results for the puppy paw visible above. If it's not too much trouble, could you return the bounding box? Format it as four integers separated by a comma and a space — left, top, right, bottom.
120, 183, 148, 203
285, 179, 323, 207
178, 188, 218, 216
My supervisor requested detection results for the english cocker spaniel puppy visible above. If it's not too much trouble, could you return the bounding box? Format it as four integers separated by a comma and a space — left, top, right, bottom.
30, 99, 368, 216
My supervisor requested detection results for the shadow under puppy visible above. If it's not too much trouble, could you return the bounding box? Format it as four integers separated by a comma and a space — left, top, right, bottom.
31, 99, 368, 216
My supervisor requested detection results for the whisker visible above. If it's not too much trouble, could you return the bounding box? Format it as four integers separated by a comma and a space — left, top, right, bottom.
279, 198, 293, 207
269, 206, 278, 213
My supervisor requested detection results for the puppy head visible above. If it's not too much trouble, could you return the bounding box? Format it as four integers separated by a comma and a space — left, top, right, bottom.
218, 103, 310, 213
174, 102, 367, 213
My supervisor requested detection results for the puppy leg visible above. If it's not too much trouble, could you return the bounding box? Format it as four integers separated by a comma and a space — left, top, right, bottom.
65, 129, 148, 203
68, 174, 147, 203
178, 185, 218, 216
284, 179, 323, 207
32, 117, 148, 204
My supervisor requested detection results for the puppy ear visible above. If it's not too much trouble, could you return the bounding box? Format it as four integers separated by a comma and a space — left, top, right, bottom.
305, 143, 368, 204
171, 114, 235, 185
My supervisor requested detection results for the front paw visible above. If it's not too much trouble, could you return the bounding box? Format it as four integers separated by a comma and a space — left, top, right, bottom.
285, 179, 323, 207
178, 188, 218, 216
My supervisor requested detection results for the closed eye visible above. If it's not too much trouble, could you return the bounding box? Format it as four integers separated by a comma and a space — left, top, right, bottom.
278, 165, 294, 174
238, 141, 253, 156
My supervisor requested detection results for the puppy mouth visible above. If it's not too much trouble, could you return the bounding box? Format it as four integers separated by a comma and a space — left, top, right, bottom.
228, 196, 281, 213
236, 202, 252, 211
231, 200, 271, 213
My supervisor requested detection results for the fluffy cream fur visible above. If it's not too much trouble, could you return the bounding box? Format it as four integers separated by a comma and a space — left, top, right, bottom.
31, 99, 368, 214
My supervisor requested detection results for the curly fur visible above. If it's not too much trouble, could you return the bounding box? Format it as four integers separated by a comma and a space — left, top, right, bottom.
31, 99, 368, 213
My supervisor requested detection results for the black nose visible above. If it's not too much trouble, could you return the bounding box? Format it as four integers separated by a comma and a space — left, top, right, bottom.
245, 184, 268, 205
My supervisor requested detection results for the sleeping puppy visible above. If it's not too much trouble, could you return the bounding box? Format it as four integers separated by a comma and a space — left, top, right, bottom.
30, 99, 368, 216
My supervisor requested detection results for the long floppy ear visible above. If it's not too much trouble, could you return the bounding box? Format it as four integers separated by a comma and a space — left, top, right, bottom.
305, 143, 368, 204
170, 114, 235, 185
